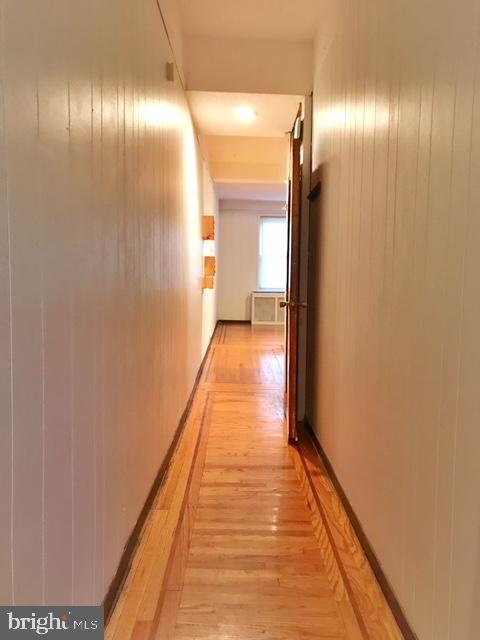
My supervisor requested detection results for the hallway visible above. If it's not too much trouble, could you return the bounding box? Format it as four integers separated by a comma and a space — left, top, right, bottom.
106, 323, 401, 640
2, 1, 480, 637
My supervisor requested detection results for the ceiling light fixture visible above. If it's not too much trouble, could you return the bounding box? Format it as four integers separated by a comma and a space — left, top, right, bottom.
235, 106, 257, 123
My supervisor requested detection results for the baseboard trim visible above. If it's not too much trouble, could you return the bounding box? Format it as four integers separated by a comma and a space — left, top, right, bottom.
217, 319, 251, 324
302, 421, 418, 640
103, 321, 220, 623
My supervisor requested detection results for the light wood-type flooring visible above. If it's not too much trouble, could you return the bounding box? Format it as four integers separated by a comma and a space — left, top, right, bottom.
106, 323, 403, 640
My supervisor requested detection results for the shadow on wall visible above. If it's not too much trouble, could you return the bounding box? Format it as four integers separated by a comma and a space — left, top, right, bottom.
305, 163, 328, 428
245, 295, 252, 321
470, 532, 480, 637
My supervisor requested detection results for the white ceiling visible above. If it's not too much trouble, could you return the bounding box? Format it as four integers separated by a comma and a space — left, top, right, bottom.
179, 0, 323, 41
188, 91, 302, 137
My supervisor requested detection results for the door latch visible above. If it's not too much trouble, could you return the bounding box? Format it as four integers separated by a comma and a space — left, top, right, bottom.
279, 300, 307, 309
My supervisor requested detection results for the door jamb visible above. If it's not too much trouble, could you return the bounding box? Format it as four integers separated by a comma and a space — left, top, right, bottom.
296, 92, 313, 426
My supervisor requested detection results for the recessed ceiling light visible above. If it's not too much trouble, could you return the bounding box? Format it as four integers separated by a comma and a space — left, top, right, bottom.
235, 106, 257, 123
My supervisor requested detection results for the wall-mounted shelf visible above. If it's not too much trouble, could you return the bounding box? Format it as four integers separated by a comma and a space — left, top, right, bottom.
202, 257, 216, 289
202, 217, 216, 290
204, 256, 216, 277
202, 215, 215, 240
202, 276, 215, 289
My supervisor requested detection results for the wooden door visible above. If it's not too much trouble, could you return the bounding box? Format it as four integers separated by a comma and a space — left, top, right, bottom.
282, 108, 303, 442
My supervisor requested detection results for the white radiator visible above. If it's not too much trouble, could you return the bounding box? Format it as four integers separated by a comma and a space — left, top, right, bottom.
251, 290, 285, 325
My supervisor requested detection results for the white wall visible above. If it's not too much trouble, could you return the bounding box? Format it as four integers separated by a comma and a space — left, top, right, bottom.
310, 1, 480, 637
201, 163, 218, 354
217, 200, 285, 320
0, 0, 215, 606
184, 36, 313, 95
203, 136, 289, 184
157, 0, 185, 83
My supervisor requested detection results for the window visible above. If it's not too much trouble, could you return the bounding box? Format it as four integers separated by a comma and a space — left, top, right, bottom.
258, 216, 287, 290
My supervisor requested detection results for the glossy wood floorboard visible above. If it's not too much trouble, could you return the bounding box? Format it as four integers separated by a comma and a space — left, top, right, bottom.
106, 323, 403, 640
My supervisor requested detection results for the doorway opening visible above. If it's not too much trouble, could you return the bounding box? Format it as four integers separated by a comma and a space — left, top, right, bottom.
189, 91, 311, 443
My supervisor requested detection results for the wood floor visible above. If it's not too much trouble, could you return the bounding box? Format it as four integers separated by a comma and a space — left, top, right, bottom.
106, 323, 403, 640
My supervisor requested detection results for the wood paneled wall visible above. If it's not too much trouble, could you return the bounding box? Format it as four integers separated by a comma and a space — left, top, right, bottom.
0, 0, 210, 606
310, 1, 480, 638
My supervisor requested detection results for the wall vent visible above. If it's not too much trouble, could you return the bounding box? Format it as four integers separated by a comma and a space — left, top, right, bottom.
251, 291, 285, 325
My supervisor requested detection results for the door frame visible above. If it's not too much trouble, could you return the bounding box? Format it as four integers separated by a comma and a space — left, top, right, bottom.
284, 94, 313, 443
284, 104, 303, 442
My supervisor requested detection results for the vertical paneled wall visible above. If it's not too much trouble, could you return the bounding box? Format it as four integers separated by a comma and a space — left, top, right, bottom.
0, 0, 209, 605
310, 0, 480, 637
